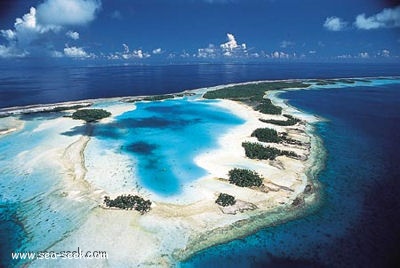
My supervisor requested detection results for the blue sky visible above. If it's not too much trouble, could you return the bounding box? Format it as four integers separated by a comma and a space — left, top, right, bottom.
0, 0, 399, 62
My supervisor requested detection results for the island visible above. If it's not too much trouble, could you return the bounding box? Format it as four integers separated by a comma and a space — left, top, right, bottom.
3, 77, 386, 267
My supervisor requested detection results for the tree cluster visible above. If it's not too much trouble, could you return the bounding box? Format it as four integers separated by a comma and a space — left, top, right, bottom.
72, 109, 111, 122
203, 81, 309, 102
215, 193, 236, 207
104, 195, 152, 214
255, 99, 282, 115
228, 168, 263, 187
251, 128, 280, 143
242, 142, 298, 160
260, 114, 300, 126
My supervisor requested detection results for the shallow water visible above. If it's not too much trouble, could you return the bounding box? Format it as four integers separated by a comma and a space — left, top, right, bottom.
86, 99, 245, 196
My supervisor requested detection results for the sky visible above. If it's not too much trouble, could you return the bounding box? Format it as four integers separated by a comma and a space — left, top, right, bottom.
0, 0, 399, 63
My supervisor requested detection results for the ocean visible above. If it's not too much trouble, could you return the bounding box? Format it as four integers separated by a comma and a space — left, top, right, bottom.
1, 62, 400, 109
1, 63, 400, 267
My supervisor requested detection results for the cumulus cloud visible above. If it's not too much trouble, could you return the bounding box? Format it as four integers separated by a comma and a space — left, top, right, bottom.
0, 45, 28, 58
324, 16, 347, 31
132, 49, 150, 59
108, 44, 151, 60
379, 49, 390, 57
152, 48, 163, 54
271, 51, 290, 59
354, 6, 400, 30
1, 29, 17, 41
359, 52, 369, 58
197, 44, 217, 58
36, 0, 101, 26
64, 46, 91, 58
66, 31, 79, 40
220, 33, 247, 56
0, 0, 100, 58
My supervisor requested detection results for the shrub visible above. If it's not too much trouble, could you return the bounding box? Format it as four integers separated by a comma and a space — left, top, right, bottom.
104, 195, 151, 214
251, 128, 280, 143
228, 168, 263, 187
72, 109, 111, 122
215, 193, 236, 206
260, 114, 300, 126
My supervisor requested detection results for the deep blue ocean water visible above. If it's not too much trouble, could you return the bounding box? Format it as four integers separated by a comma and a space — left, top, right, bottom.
181, 83, 400, 267
1, 62, 400, 109
1, 63, 400, 267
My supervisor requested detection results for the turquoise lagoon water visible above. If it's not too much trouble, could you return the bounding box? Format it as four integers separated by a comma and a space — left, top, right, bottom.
88, 98, 245, 196
0, 113, 97, 267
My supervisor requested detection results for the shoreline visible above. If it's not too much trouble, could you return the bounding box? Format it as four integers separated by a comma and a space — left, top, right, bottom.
3, 76, 397, 266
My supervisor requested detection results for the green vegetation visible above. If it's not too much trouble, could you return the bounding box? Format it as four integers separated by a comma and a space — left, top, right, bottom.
72, 109, 111, 122
49, 104, 91, 112
125, 92, 196, 103
251, 128, 280, 143
242, 142, 298, 160
310, 78, 365, 86
142, 94, 175, 101
175, 92, 196, 97
215, 193, 236, 207
203, 81, 310, 102
255, 99, 282, 115
260, 114, 300, 126
251, 127, 303, 146
228, 168, 263, 187
104, 195, 151, 214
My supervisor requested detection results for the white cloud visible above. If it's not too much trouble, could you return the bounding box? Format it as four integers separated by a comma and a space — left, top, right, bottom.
0, 0, 100, 58
280, 40, 294, 48
324, 16, 347, 31
108, 44, 151, 60
152, 48, 163, 54
132, 49, 150, 59
380, 49, 390, 57
309, 50, 317, 54
220, 33, 247, 57
359, 52, 369, 58
123, 43, 129, 53
180, 51, 190, 58
197, 44, 217, 58
220, 33, 238, 51
36, 0, 101, 26
0, 45, 28, 58
66, 31, 79, 40
271, 51, 290, 59
354, 6, 400, 30
1, 29, 17, 41
64, 46, 91, 58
